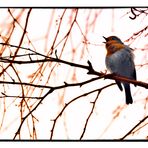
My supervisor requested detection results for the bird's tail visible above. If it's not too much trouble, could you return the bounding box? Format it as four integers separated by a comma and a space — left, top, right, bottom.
123, 83, 133, 104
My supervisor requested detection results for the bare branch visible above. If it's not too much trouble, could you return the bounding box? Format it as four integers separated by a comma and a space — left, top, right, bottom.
120, 116, 148, 140
50, 83, 115, 139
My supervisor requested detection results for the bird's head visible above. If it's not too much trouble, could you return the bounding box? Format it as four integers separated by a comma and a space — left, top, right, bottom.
103, 36, 123, 44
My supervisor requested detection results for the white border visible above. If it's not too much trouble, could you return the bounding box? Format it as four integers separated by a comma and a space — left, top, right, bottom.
0, 0, 146, 7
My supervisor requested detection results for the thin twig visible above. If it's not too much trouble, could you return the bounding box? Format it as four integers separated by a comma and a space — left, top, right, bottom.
120, 115, 148, 140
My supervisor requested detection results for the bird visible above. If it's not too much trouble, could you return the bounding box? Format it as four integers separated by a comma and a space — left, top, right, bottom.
103, 36, 136, 104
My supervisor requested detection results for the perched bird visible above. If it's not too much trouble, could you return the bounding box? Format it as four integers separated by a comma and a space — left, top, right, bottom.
103, 36, 136, 104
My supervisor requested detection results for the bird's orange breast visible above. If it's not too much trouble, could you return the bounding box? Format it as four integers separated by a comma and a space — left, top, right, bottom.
105, 40, 125, 56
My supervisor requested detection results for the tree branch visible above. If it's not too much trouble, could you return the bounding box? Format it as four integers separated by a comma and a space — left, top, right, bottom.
120, 115, 148, 140
50, 83, 115, 139
1, 56, 147, 89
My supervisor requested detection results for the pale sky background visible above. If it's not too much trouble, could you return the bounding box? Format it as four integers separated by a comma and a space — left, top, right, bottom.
0, 8, 147, 141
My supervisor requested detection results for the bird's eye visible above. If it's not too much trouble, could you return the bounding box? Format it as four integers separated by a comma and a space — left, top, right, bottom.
111, 37, 117, 40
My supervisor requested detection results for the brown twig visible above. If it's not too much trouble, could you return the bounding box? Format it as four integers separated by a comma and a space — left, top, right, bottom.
129, 8, 148, 20
80, 90, 101, 139
120, 115, 148, 140
1, 56, 147, 89
50, 83, 115, 139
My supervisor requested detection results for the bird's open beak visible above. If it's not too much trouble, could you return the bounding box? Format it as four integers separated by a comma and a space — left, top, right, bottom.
103, 36, 107, 43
